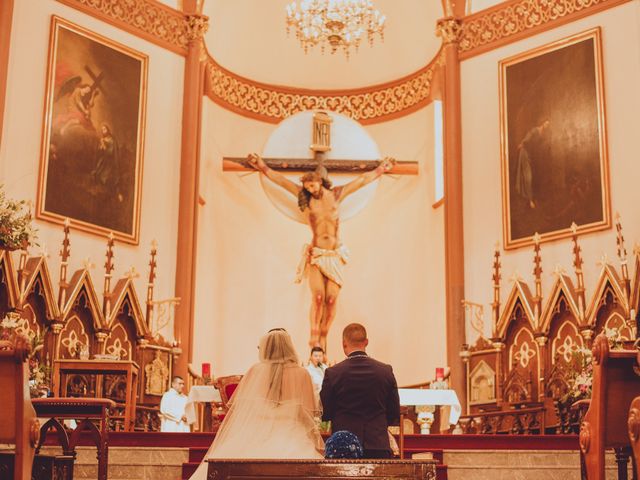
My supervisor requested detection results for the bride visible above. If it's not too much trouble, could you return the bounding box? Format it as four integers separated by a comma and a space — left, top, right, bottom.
189, 328, 324, 479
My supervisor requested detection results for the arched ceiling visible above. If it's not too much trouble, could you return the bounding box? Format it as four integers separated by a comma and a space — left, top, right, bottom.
202, 0, 444, 90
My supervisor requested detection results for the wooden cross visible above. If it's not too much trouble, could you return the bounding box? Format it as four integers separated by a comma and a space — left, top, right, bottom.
222, 111, 419, 176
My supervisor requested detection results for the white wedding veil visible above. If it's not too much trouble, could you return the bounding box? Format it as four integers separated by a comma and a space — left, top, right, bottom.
189, 329, 323, 479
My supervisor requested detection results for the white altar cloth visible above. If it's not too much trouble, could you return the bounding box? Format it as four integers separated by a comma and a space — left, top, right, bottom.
398, 388, 462, 426
185, 385, 222, 425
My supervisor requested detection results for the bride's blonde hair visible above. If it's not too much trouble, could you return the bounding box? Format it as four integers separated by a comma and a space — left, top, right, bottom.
258, 329, 299, 403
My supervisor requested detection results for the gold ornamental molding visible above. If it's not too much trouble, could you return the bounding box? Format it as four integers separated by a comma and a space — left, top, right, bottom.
458, 0, 632, 60
56, 0, 191, 55
55, 0, 633, 123
204, 52, 444, 125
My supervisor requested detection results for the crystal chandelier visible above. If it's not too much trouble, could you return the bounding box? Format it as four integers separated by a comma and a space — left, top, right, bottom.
285, 0, 386, 58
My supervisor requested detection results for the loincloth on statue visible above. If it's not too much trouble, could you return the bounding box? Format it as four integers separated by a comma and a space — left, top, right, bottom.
295, 244, 349, 287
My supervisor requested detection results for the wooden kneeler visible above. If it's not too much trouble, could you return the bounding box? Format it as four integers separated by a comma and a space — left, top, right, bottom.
0, 336, 40, 480
580, 334, 640, 480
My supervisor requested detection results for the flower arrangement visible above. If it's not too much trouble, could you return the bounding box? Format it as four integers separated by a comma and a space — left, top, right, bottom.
0, 185, 37, 250
560, 347, 593, 404
0, 312, 51, 397
562, 327, 627, 404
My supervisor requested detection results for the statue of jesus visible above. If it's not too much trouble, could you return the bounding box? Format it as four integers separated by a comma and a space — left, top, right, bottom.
248, 153, 396, 351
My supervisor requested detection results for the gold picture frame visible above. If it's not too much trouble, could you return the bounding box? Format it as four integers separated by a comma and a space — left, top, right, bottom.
499, 28, 610, 250
37, 16, 148, 244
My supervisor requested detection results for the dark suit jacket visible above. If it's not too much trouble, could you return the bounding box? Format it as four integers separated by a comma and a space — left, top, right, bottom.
320, 352, 400, 452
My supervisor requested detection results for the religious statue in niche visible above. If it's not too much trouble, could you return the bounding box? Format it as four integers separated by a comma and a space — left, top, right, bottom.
37, 16, 148, 244
249, 153, 394, 350
145, 350, 169, 396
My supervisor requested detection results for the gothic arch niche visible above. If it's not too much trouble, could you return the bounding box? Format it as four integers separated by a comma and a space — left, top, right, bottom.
23, 277, 53, 360
603, 312, 633, 341
58, 314, 91, 359
504, 305, 539, 404
469, 360, 496, 406
16, 303, 41, 343
594, 284, 630, 338
551, 320, 584, 365
0, 261, 11, 318
105, 323, 133, 360
509, 327, 538, 371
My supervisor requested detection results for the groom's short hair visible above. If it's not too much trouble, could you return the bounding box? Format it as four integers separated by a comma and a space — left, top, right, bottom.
343, 323, 367, 345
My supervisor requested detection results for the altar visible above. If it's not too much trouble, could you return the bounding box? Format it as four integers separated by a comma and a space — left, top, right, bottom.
52, 359, 139, 431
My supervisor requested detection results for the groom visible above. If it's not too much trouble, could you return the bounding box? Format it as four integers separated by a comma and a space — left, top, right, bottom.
320, 323, 401, 458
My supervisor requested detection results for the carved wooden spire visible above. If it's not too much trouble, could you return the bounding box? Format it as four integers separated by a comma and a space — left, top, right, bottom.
571, 222, 586, 319
532, 233, 543, 321
146, 240, 158, 330
103, 232, 115, 319
491, 242, 501, 337
57, 218, 71, 311
615, 213, 631, 304
17, 248, 29, 304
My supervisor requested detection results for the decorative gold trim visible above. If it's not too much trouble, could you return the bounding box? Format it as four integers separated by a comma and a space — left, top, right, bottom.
62, 269, 106, 331
585, 263, 629, 326
499, 28, 611, 250
204, 51, 444, 125
36, 16, 148, 245
0, 249, 19, 309
437, 17, 462, 45
108, 277, 148, 336
496, 280, 537, 337
55, 0, 190, 55
538, 274, 582, 332
21, 256, 61, 320
458, 0, 632, 60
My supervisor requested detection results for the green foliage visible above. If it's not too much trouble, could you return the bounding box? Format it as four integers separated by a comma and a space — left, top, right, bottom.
0, 185, 38, 250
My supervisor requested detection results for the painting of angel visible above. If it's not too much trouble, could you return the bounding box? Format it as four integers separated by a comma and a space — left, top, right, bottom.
37, 16, 147, 243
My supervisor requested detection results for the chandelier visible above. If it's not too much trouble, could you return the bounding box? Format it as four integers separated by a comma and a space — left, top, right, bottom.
285, 0, 386, 58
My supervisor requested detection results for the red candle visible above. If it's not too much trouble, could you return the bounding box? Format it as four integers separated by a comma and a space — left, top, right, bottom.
435, 368, 444, 380
202, 363, 211, 378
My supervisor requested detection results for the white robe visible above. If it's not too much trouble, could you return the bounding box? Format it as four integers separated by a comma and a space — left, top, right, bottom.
160, 389, 190, 432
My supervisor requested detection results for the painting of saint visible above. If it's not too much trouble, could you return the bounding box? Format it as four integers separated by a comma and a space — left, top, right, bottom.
37, 17, 147, 243
499, 28, 610, 249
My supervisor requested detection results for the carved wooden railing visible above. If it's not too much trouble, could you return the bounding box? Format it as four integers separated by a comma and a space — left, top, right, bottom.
459, 406, 546, 434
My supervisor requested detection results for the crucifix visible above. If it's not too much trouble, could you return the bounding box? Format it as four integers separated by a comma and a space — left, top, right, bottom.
222, 111, 418, 351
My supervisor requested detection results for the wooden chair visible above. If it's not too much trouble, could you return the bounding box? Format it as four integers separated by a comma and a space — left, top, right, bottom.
0, 335, 39, 480
214, 375, 243, 408
580, 334, 640, 480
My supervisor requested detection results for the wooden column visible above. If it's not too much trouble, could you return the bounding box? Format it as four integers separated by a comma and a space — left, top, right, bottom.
437, 8, 466, 411
0, 0, 14, 147
173, 5, 208, 378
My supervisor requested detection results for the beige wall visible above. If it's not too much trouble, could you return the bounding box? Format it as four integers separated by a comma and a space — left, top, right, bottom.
193, 101, 446, 385
461, 1, 640, 341
203, 0, 443, 89
468, 0, 504, 14
0, 0, 184, 339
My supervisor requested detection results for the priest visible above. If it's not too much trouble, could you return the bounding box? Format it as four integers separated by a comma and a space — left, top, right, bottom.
160, 376, 190, 432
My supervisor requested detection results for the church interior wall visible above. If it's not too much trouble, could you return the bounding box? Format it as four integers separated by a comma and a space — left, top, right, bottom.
202, 0, 443, 90
0, 0, 185, 340
468, 0, 506, 14
460, 1, 640, 342
194, 101, 446, 385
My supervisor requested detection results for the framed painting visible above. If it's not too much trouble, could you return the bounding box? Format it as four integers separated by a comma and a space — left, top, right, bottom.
37, 16, 148, 244
499, 28, 610, 250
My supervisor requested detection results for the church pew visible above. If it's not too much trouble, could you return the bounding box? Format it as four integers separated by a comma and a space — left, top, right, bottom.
579, 334, 640, 480
0, 335, 39, 480
627, 396, 640, 478
207, 459, 437, 480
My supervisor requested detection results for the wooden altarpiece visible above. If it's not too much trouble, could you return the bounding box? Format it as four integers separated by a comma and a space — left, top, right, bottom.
0, 226, 180, 432
461, 220, 639, 435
